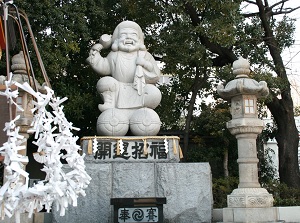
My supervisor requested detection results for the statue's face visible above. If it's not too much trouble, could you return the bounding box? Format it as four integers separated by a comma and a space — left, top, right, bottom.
118, 28, 140, 52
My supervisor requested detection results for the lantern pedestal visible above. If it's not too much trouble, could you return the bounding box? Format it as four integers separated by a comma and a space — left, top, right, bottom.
226, 120, 274, 210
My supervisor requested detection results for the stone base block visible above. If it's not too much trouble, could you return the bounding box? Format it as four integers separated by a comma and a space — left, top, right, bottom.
228, 188, 274, 208
52, 162, 213, 223
223, 207, 279, 222
52, 164, 112, 223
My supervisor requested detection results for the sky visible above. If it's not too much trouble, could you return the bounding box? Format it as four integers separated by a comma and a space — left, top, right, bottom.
280, 2, 300, 106
242, 1, 300, 106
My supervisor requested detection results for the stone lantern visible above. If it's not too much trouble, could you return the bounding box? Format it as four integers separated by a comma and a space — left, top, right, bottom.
11, 51, 34, 157
0, 51, 43, 183
217, 57, 276, 222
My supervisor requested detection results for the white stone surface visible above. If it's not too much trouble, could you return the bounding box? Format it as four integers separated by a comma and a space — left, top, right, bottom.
228, 188, 274, 208
277, 206, 300, 222
52, 162, 213, 223
87, 21, 162, 136
223, 207, 278, 222
130, 108, 161, 136
216, 206, 300, 222
212, 208, 223, 222
112, 163, 155, 198
52, 164, 112, 223
156, 163, 213, 223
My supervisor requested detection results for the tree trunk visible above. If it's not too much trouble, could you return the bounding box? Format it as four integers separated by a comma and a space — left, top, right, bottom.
276, 113, 300, 187
223, 147, 229, 177
256, 0, 300, 188
183, 67, 206, 160
267, 97, 300, 187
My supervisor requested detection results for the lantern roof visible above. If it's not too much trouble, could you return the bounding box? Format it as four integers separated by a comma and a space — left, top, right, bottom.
217, 57, 269, 100
0, 51, 45, 92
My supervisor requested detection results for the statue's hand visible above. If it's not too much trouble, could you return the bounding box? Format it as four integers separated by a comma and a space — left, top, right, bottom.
89, 43, 103, 56
136, 57, 146, 66
87, 43, 103, 65
136, 57, 153, 72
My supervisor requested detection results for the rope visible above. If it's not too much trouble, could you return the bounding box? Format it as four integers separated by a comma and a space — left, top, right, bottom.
82, 136, 182, 157
81, 135, 180, 141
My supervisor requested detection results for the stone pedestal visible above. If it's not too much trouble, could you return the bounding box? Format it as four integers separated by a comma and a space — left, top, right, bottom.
227, 119, 264, 189
226, 123, 274, 210
52, 136, 213, 223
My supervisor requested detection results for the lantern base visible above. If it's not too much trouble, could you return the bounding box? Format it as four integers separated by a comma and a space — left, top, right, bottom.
227, 187, 274, 208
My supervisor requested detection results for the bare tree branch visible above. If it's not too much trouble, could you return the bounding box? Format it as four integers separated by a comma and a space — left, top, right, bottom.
272, 6, 300, 15
242, 0, 300, 17
268, 0, 289, 11
264, 0, 269, 8
184, 2, 237, 66
244, 0, 256, 4
242, 12, 259, 18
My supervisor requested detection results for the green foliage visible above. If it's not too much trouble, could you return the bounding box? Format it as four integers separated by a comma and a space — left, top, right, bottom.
193, 103, 231, 135
294, 106, 300, 117
12, 0, 296, 129
260, 121, 277, 143
212, 178, 300, 208
212, 177, 239, 208
235, 16, 270, 64
12, 0, 122, 137
264, 180, 300, 206
186, 143, 225, 177
235, 12, 295, 69
156, 82, 186, 130
274, 16, 296, 51
186, 102, 238, 178
252, 70, 290, 104
196, 0, 242, 47
258, 146, 277, 184
256, 120, 278, 185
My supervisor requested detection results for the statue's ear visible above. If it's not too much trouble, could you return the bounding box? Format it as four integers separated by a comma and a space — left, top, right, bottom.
111, 40, 118, 52
139, 32, 146, 50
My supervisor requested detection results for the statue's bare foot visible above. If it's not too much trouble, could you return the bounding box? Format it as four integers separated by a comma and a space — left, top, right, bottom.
98, 91, 115, 112
98, 103, 114, 112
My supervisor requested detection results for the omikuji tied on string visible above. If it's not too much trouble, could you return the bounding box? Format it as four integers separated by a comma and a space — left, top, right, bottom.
0, 78, 91, 222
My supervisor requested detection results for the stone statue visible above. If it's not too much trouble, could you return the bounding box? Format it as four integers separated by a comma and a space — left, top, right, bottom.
87, 21, 161, 136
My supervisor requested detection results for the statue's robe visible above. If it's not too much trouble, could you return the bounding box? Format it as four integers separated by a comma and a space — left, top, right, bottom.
95, 50, 160, 109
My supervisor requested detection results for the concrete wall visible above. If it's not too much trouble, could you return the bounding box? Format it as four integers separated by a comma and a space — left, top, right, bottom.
212, 206, 300, 223
0, 213, 52, 223
263, 117, 300, 174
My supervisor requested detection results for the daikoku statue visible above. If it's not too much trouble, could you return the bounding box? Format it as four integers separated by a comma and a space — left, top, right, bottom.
86, 21, 162, 136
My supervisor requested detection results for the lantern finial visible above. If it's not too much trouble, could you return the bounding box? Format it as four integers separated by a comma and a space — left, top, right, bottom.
233, 56, 250, 78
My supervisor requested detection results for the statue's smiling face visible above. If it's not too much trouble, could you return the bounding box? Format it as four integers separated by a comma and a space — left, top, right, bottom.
118, 28, 140, 52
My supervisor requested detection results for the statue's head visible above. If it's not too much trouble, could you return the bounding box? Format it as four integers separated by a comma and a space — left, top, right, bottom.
111, 21, 146, 52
